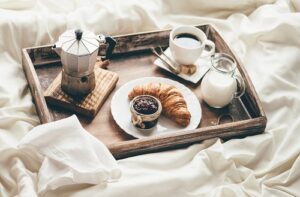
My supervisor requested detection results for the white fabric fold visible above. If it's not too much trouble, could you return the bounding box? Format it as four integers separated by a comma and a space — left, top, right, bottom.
18, 115, 121, 195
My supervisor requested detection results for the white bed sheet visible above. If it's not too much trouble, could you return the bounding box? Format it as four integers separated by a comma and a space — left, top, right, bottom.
1, 0, 300, 196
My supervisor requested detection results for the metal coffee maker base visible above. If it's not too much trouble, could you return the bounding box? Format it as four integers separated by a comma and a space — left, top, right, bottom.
61, 70, 95, 96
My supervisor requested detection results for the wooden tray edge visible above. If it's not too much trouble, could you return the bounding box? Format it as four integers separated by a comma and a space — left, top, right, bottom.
109, 116, 267, 159
208, 25, 266, 119
22, 48, 53, 123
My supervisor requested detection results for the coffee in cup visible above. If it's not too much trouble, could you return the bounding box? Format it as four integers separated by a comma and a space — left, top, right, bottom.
173, 33, 202, 49
169, 26, 215, 66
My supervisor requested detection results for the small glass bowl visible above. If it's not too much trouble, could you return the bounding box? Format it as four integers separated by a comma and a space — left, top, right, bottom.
130, 95, 162, 131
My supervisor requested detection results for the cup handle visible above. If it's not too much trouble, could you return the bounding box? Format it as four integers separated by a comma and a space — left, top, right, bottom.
233, 74, 246, 98
203, 40, 215, 57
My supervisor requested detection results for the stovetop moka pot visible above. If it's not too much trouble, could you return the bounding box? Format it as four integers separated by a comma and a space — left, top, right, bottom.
53, 29, 116, 96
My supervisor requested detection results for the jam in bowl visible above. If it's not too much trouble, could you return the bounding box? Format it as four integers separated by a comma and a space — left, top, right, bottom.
130, 95, 162, 131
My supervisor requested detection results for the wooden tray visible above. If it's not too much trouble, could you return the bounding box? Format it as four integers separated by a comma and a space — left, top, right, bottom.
22, 24, 267, 159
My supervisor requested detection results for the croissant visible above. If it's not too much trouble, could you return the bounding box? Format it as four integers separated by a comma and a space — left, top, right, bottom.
128, 83, 191, 126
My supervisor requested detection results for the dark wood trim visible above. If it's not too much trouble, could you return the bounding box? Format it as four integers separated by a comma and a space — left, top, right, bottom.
108, 117, 267, 159
208, 25, 266, 118
22, 48, 53, 123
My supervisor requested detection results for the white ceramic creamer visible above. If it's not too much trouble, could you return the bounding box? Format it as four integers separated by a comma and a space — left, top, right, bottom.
201, 53, 245, 108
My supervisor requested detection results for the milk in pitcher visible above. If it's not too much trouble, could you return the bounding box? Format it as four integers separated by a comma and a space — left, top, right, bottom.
201, 53, 245, 108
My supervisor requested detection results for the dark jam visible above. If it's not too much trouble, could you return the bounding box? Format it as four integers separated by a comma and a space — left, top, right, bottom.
132, 97, 160, 130
133, 97, 158, 115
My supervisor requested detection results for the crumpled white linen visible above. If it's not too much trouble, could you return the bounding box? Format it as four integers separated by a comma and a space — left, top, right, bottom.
1, 0, 300, 196
18, 115, 121, 195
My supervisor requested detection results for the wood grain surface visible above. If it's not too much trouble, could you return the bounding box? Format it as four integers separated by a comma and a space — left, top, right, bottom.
44, 66, 118, 118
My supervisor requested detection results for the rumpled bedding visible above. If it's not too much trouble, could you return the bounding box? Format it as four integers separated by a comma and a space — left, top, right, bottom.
1, 0, 300, 196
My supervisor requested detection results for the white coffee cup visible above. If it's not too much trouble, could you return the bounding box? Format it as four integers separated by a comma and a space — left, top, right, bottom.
169, 26, 215, 65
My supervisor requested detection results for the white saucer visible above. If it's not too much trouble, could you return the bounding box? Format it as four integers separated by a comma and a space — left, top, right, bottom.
110, 77, 202, 139
154, 48, 211, 84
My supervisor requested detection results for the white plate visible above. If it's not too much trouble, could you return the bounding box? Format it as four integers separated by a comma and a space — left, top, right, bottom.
111, 77, 202, 139
154, 48, 211, 84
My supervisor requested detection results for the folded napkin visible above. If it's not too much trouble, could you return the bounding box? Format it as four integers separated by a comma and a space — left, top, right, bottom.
18, 115, 121, 195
